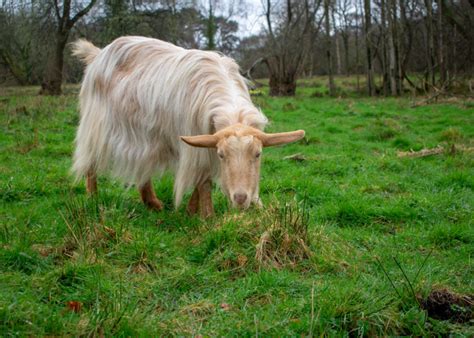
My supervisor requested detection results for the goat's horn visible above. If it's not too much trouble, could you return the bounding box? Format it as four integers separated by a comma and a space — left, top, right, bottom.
259, 130, 305, 147
180, 135, 219, 148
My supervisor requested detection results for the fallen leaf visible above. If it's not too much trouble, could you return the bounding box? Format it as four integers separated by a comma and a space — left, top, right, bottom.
220, 303, 231, 311
66, 301, 82, 313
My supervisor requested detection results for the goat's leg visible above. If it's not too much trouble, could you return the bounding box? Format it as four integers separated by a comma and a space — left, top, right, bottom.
86, 169, 97, 195
139, 180, 163, 211
198, 179, 214, 218
187, 187, 200, 215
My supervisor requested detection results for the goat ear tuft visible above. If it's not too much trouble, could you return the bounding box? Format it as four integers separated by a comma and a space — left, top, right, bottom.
180, 135, 218, 148
259, 130, 305, 147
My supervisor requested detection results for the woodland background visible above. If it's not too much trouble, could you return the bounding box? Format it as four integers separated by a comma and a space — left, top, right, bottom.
0, 0, 473, 96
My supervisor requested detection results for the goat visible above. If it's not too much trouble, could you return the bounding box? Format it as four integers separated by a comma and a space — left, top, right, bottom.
71, 36, 304, 217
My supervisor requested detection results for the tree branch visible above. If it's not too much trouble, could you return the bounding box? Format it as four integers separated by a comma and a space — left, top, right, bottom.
68, 0, 97, 27
53, 0, 61, 20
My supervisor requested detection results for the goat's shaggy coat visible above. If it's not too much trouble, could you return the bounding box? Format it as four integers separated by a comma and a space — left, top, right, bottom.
72, 36, 268, 206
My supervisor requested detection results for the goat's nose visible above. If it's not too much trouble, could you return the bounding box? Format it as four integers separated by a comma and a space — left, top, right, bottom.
233, 192, 248, 205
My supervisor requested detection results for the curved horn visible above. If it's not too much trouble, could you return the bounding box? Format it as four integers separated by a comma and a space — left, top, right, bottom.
259, 130, 305, 147
180, 135, 219, 148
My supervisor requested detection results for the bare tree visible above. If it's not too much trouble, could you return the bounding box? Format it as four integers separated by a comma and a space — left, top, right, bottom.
261, 0, 322, 96
336, 0, 352, 75
40, 0, 97, 95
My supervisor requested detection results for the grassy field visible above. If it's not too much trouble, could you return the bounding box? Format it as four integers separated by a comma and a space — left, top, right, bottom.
0, 81, 473, 335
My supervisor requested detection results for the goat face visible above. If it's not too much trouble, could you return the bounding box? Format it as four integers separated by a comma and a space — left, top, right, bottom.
181, 124, 305, 209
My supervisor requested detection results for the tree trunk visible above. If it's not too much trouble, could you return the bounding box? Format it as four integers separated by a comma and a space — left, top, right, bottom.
40, 31, 68, 96
269, 73, 297, 96
381, 0, 390, 95
399, 0, 410, 92
324, 0, 336, 96
437, 0, 446, 86
387, 0, 399, 95
355, 0, 361, 91
206, 0, 216, 50
364, 0, 375, 96
424, 0, 436, 89
267, 57, 297, 96
393, 0, 403, 94
332, 9, 342, 75
342, 34, 350, 76
39, 0, 97, 96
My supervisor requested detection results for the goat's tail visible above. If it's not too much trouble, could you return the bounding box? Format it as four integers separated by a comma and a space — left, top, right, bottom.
71, 39, 101, 65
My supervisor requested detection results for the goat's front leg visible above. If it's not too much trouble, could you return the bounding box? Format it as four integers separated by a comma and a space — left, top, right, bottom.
139, 180, 163, 211
198, 179, 214, 218
186, 179, 214, 218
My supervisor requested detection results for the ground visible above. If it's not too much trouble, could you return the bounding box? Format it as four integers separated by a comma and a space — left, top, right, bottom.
0, 80, 473, 335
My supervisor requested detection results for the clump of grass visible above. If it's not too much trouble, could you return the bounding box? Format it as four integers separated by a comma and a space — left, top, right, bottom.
299, 135, 321, 145
392, 136, 412, 149
440, 127, 463, 143
255, 199, 312, 269
282, 102, 297, 112
0, 246, 47, 274
128, 251, 156, 274
59, 195, 131, 261
368, 118, 402, 141
428, 224, 472, 249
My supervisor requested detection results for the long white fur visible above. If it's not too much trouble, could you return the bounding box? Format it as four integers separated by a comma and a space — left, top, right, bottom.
72, 36, 268, 206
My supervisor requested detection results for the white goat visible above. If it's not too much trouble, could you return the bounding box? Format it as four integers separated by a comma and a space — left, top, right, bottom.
72, 36, 304, 217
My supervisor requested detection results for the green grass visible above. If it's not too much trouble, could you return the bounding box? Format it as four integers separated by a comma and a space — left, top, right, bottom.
1, 80, 473, 335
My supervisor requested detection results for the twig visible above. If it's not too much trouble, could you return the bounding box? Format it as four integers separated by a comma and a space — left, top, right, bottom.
397, 144, 474, 158
411, 90, 445, 107
397, 146, 444, 158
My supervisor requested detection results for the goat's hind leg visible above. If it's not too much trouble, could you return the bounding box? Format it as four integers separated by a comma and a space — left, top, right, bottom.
86, 169, 97, 195
139, 180, 164, 211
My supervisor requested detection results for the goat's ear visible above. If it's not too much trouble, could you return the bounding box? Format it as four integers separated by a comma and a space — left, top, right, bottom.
259, 130, 305, 147
180, 135, 219, 148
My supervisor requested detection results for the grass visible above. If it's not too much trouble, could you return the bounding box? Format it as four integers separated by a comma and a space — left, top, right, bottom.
0, 79, 473, 335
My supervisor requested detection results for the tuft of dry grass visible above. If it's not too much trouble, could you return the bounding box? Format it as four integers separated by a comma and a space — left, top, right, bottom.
255, 200, 312, 269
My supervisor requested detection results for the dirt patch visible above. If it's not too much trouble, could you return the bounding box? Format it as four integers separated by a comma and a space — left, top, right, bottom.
420, 287, 473, 323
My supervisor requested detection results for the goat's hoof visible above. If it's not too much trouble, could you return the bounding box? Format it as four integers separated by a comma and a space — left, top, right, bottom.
145, 198, 164, 211
187, 208, 198, 216
199, 210, 214, 219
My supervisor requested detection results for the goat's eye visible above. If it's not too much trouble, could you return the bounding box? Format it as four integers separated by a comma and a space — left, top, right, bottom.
255, 152, 261, 158
218, 152, 224, 159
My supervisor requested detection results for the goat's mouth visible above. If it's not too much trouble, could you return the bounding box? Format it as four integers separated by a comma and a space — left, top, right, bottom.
231, 201, 251, 210
229, 190, 251, 210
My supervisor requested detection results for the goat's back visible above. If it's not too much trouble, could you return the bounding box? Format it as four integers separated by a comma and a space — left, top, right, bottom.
73, 36, 259, 205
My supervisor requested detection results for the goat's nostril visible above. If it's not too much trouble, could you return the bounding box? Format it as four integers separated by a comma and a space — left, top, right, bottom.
233, 192, 248, 205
